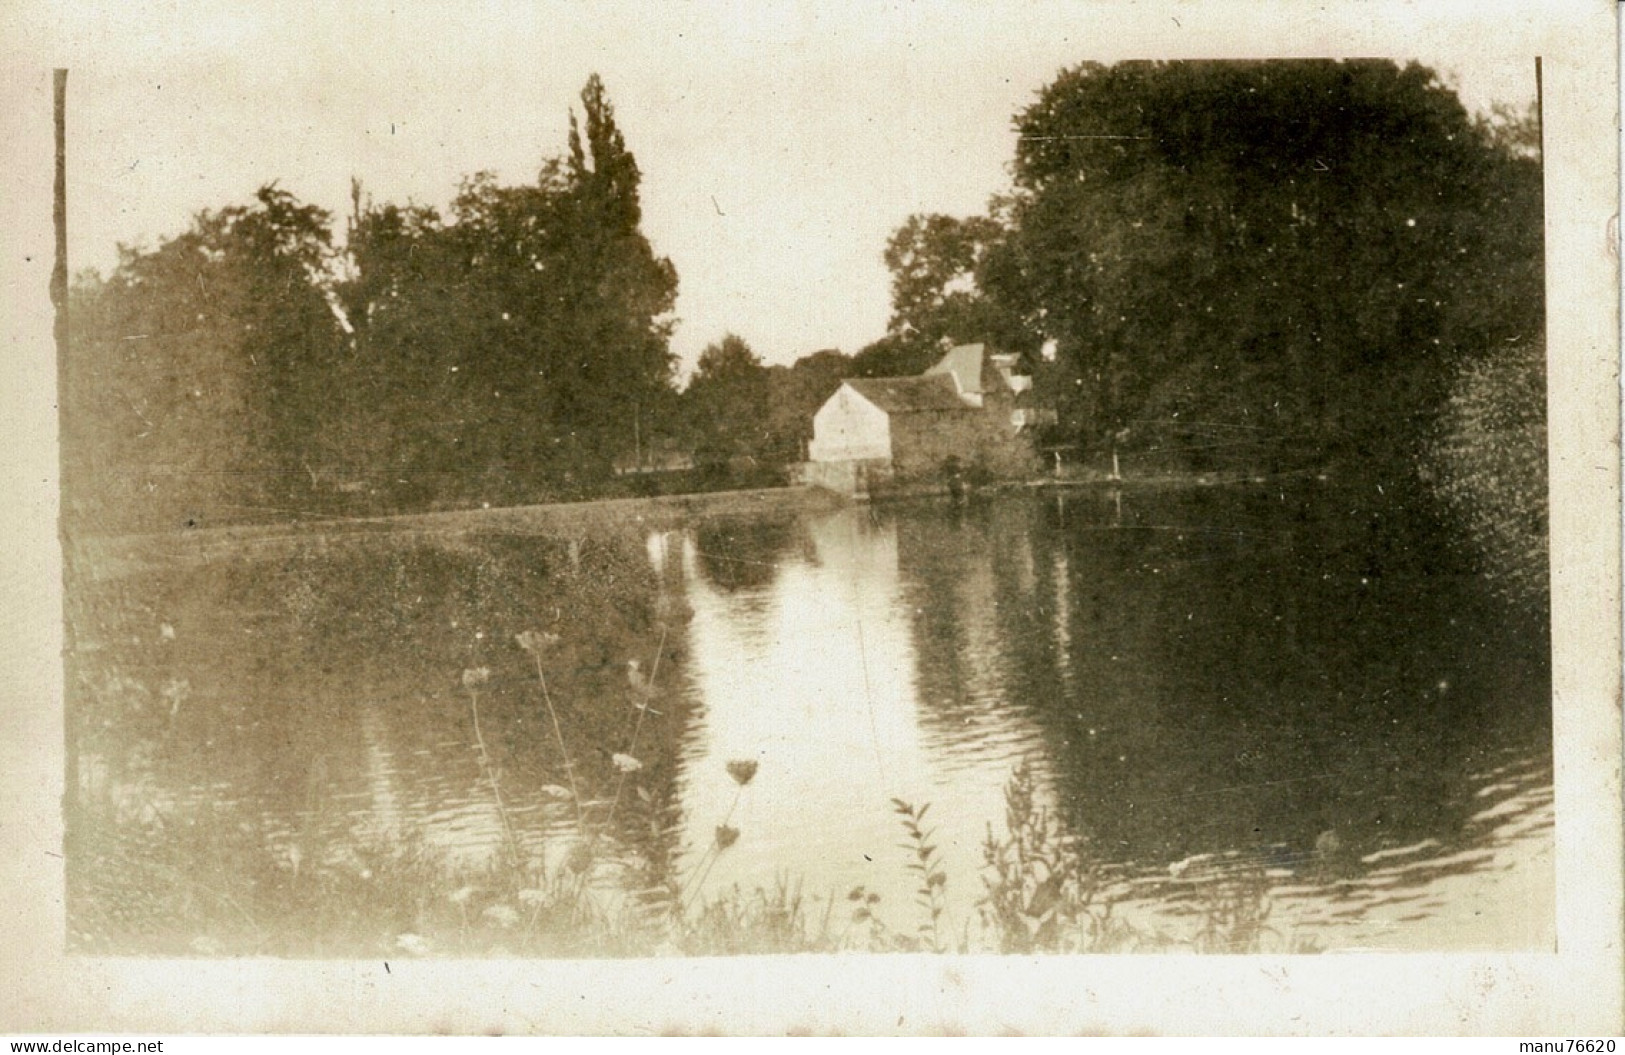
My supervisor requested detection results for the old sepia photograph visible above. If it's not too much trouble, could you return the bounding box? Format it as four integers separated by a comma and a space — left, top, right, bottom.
5, 0, 1620, 1037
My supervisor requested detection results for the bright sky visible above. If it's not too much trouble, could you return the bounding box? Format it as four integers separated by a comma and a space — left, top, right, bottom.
10, 1, 1541, 376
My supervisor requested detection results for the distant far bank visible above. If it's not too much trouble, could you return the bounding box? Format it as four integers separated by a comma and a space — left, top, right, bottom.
72, 466, 1315, 578
72, 483, 841, 580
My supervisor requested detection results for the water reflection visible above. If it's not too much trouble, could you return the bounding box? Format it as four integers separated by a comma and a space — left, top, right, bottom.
674, 512, 983, 917
67, 526, 698, 954
66, 484, 1552, 954
670, 488, 1552, 950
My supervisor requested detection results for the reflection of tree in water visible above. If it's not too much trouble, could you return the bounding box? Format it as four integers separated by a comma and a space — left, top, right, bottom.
692, 516, 801, 593
893, 500, 1020, 728
1101, 489, 1541, 866
66, 525, 698, 953
895, 486, 1550, 877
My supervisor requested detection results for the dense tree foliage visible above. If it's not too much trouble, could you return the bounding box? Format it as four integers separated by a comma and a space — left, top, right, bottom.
849, 214, 1025, 378
682, 333, 772, 470
68, 76, 681, 530
761, 349, 851, 460
65, 185, 345, 530
677, 339, 851, 477
342, 73, 679, 491
981, 60, 1543, 477
840, 62, 1543, 484
831, 60, 1548, 588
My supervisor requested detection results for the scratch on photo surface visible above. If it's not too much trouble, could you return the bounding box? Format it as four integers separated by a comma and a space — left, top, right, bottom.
848, 514, 886, 782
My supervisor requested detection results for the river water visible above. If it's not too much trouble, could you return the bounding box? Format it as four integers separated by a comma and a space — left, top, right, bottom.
66, 483, 1552, 954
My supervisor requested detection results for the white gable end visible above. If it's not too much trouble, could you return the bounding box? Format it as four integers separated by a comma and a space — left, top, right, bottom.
808, 383, 891, 462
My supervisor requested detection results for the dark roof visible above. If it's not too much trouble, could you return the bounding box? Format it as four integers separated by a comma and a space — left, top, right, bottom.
845, 375, 971, 414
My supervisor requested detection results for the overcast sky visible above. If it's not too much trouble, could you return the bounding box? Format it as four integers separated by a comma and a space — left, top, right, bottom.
15, 1, 1541, 376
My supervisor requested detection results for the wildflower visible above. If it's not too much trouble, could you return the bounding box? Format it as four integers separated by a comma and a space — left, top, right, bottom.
516, 630, 560, 655
517, 888, 548, 907
448, 884, 478, 905
611, 752, 643, 774
482, 904, 520, 928
159, 622, 176, 642
539, 784, 574, 801
725, 759, 759, 787
714, 824, 740, 850
461, 668, 490, 689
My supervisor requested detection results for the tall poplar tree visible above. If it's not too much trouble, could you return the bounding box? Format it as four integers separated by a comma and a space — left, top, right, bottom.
342, 74, 679, 493
547, 74, 680, 477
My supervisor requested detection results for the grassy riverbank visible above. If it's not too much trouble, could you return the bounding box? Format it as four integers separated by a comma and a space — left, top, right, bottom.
72, 465, 1322, 580
71, 485, 847, 580
71, 464, 1349, 584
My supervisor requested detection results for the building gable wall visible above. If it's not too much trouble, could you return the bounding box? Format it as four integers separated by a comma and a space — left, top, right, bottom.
805, 348, 1040, 487
809, 383, 892, 462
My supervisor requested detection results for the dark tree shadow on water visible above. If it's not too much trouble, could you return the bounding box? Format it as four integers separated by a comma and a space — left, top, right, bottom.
692, 517, 801, 593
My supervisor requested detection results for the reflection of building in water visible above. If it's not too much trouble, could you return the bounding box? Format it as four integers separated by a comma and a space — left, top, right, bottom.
670, 505, 1060, 919
679, 511, 920, 774
905, 514, 1008, 721
67, 488, 1555, 954
672, 509, 930, 903
646, 528, 678, 576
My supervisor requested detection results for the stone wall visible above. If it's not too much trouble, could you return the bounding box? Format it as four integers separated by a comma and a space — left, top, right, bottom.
795, 457, 893, 497
891, 407, 1035, 481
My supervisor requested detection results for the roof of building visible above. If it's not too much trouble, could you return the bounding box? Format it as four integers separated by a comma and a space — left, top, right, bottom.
845, 375, 972, 414
925, 342, 1015, 398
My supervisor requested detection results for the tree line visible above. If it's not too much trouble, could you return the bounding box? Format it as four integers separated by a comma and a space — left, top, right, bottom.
65, 75, 690, 532
659, 61, 1544, 501
862, 60, 1543, 478
692, 60, 1546, 597
65, 61, 1545, 547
